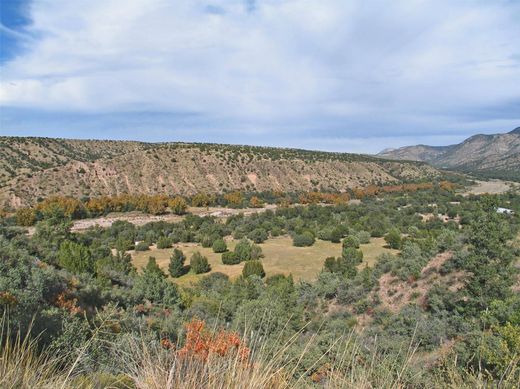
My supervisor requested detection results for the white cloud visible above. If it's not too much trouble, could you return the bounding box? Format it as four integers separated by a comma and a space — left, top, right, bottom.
1, 0, 519, 149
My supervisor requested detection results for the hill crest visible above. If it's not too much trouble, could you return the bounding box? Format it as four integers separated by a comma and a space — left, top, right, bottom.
0, 136, 439, 208
377, 127, 520, 180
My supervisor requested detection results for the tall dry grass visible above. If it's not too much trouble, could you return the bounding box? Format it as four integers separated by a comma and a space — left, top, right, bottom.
0, 321, 67, 389
1, 316, 518, 389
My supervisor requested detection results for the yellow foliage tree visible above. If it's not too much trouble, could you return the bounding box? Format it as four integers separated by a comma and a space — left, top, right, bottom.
168, 196, 188, 215
224, 191, 243, 207
16, 207, 37, 226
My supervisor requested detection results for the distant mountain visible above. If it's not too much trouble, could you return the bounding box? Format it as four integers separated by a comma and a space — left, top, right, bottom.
377, 127, 520, 181
0, 137, 439, 208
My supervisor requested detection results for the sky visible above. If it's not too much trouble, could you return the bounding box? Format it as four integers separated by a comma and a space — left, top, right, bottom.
0, 0, 519, 154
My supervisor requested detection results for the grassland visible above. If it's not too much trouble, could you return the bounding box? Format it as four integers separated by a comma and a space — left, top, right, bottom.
132, 236, 398, 285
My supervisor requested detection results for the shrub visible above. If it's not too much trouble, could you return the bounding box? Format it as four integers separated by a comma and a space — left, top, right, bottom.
200, 235, 215, 248
436, 229, 458, 252
212, 238, 228, 253
247, 228, 268, 243
168, 196, 188, 215
58, 240, 94, 274
342, 247, 363, 264
191, 193, 214, 207
342, 235, 360, 249
317, 228, 333, 241
385, 229, 402, 249
271, 226, 283, 237
190, 251, 210, 274
169, 248, 186, 277
357, 230, 371, 244
157, 236, 172, 249
222, 251, 240, 265
115, 238, 134, 252
250, 244, 264, 260
330, 227, 343, 243
293, 232, 315, 247
135, 242, 150, 251
242, 260, 265, 278
318, 227, 342, 242
15, 207, 37, 226
249, 196, 264, 208
234, 239, 252, 261
323, 256, 338, 273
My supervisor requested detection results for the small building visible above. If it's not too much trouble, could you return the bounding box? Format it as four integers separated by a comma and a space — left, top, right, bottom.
497, 207, 515, 215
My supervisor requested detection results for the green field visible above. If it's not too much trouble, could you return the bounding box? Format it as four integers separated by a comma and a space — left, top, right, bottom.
132, 236, 398, 285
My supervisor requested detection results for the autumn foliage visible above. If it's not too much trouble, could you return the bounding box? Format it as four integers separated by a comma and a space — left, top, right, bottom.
224, 191, 244, 207
178, 319, 250, 363
54, 291, 83, 315
352, 182, 437, 198
298, 191, 350, 205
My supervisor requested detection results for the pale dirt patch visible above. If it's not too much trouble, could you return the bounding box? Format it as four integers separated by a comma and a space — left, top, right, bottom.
463, 179, 517, 195
247, 173, 258, 186
69, 205, 277, 232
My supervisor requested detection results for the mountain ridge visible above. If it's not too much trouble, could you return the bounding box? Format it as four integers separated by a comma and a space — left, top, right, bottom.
377, 128, 520, 180
0, 136, 440, 209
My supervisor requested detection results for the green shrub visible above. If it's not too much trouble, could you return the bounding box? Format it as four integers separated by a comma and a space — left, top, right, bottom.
200, 235, 214, 248
190, 251, 210, 274
169, 248, 186, 277
135, 241, 150, 251
58, 240, 94, 274
356, 230, 371, 244
247, 228, 268, 243
222, 251, 239, 265
157, 236, 172, 249
250, 244, 264, 260
115, 238, 134, 252
385, 229, 402, 249
292, 232, 315, 247
234, 239, 252, 261
342, 247, 363, 264
212, 238, 227, 253
342, 235, 360, 249
242, 260, 265, 278
330, 227, 343, 243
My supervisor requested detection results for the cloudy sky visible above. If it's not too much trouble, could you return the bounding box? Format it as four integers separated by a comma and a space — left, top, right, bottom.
1, 0, 519, 153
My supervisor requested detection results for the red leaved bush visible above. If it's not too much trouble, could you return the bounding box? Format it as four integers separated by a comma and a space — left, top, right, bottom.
178, 319, 250, 362
54, 291, 83, 315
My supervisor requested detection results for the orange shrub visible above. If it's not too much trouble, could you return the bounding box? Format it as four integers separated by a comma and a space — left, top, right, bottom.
54, 291, 82, 315
178, 319, 250, 363
249, 196, 264, 208
37, 196, 85, 218
224, 191, 243, 207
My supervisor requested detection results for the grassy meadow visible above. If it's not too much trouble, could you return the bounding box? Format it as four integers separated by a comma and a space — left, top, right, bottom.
132, 236, 398, 285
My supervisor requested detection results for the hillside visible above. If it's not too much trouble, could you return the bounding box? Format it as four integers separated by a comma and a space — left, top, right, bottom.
0, 137, 439, 208
377, 127, 520, 180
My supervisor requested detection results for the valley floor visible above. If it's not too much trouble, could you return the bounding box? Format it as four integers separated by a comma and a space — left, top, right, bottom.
463, 179, 518, 195
132, 236, 398, 284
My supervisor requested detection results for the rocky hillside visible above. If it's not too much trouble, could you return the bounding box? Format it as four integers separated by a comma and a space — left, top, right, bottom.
0, 137, 439, 208
377, 127, 520, 180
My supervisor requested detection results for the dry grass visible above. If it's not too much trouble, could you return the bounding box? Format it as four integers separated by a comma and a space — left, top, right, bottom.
132, 236, 397, 285
2, 315, 517, 388
0, 322, 66, 389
